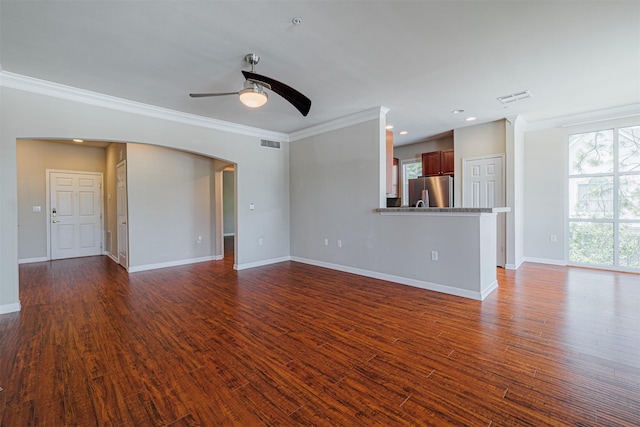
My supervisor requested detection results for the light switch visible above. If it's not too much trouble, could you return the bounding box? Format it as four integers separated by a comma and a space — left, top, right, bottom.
250, 203, 255, 211
32, 206, 41, 213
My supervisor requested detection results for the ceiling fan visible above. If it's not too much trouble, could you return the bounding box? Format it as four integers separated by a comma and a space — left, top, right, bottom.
190, 53, 311, 116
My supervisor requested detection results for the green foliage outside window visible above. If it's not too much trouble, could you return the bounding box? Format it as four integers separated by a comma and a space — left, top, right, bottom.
568, 126, 640, 270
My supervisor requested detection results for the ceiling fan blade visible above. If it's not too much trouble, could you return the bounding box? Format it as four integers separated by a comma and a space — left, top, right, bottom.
189, 92, 238, 98
242, 71, 311, 116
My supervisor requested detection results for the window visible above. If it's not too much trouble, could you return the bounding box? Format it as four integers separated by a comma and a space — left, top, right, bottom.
568, 125, 640, 270
401, 159, 422, 206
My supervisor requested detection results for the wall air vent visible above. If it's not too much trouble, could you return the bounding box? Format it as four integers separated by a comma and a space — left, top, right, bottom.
260, 139, 281, 149
497, 90, 532, 104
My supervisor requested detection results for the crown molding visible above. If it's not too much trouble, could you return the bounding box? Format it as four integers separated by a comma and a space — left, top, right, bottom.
0, 71, 289, 142
525, 103, 640, 131
289, 106, 390, 142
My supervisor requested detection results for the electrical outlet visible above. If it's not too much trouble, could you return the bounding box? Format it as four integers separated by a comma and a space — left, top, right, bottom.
258, 238, 263, 246
324, 238, 329, 246
196, 235, 203, 244
337, 240, 342, 248
431, 251, 438, 261
550, 234, 557, 243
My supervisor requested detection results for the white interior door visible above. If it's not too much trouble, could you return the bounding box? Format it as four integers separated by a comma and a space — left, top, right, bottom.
116, 160, 129, 269
49, 171, 103, 260
463, 155, 506, 267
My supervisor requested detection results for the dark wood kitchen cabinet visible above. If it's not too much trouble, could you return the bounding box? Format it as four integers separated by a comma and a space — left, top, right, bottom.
421, 149, 454, 177
441, 149, 454, 175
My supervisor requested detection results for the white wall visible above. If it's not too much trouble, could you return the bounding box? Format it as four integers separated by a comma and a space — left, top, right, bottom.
523, 127, 566, 264
0, 86, 290, 312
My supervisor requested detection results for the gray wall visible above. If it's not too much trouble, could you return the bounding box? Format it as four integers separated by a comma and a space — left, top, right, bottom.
16, 140, 107, 261
290, 117, 495, 299
126, 143, 217, 269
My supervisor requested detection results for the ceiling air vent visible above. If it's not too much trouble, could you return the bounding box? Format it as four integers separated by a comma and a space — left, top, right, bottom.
260, 139, 281, 149
497, 90, 532, 104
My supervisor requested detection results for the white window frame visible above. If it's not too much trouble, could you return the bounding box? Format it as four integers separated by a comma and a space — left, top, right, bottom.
401, 159, 422, 206
567, 124, 640, 272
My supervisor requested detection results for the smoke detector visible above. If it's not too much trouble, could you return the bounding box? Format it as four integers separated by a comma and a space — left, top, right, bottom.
497, 90, 532, 104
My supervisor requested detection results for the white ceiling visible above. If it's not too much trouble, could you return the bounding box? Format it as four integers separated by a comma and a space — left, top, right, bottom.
1, 1, 639, 145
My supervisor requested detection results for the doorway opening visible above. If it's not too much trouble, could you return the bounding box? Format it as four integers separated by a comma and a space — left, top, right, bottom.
17, 139, 237, 272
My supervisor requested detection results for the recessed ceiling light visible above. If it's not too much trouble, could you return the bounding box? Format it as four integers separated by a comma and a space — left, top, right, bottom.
465, 117, 477, 122
452, 109, 465, 114
399, 131, 408, 135
72, 139, 84, 143
385, 125, 394, 130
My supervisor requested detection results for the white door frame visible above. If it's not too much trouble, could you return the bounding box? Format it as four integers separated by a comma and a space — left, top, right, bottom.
462, 154, 506, 267
116, 160, 129, 270
45, 169, 104, 261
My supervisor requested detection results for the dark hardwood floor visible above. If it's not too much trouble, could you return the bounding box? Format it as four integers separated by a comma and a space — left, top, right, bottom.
1, 242, 639, 425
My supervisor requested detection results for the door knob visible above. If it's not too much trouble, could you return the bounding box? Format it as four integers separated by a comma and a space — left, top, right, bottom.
52, 220, 60, 223
121, 221, 127, 225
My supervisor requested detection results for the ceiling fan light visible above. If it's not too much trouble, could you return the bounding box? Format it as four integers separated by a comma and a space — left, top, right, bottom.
238, 83, 268, 108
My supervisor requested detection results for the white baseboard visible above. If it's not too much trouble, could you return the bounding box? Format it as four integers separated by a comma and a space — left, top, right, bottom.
480, 280, 499, 300
18, 257, 48, 264
523, 257, 567, 266
505, 257, 526, 270
0, 302, 21, 314
128, 256, 218, 273
290, 257, 494, 301
234, 256, 291, 271
107, 253, 119, 264
223, 233, 235, 237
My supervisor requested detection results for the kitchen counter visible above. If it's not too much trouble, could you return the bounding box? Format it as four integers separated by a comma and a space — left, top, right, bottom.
371, 206, 511, 300
375, 207, 511, 215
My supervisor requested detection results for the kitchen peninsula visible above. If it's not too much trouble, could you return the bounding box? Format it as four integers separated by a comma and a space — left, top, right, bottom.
374, 207, 510, 301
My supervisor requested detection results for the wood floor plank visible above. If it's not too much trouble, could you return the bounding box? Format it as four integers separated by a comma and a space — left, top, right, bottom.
1, 243, 638, 426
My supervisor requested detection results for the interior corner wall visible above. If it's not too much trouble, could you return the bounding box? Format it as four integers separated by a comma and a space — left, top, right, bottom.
0, 87, 290, 312
16, 139, 107, 261
105, 142, 126, 259
223, 170, 235, 235
504, 117, 525, 269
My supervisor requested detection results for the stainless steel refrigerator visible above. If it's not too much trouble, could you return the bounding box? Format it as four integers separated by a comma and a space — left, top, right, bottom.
408, 176, 453, 207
